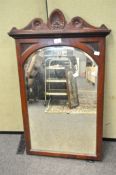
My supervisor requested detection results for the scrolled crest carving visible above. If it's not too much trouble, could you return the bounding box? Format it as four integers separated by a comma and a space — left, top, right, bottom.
32, 18, 43, 29
71, 17, 96, 29
22, 18, 44, 30
48, 9, 66, 29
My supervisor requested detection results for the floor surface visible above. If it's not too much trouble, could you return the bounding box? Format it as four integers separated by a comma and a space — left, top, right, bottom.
0, 134, 116, 175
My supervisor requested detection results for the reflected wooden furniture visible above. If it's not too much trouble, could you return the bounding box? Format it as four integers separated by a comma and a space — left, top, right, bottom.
8, 9, 111, 160
65, 68, 79, 108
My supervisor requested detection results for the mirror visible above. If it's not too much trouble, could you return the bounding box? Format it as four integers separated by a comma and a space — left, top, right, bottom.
24, 46, 98, 156
9, 8, 111, 160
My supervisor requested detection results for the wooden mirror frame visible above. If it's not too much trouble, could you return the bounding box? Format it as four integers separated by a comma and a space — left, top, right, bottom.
8, 9, 111, 160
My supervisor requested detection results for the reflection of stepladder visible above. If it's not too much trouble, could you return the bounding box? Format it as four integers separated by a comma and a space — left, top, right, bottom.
44, 57, 72, 106
45, 57, 79, 108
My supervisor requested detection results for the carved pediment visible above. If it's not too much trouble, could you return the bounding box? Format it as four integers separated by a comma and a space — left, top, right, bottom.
8, 9, 111, 38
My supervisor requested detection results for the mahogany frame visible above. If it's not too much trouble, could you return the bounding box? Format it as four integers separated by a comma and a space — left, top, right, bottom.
8, 9, 111, 160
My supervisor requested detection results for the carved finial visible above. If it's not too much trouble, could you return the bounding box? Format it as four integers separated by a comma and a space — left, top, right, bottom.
47, 9, 66, 30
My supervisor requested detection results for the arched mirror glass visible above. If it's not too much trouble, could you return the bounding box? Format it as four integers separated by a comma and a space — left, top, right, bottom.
23, 46, 98, 156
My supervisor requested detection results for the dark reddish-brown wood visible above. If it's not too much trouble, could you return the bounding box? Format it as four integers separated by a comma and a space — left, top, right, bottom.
8, 9, 111, 160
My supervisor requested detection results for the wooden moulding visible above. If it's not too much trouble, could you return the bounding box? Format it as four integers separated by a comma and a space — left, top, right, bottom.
8, 9, 111, 160
8, 9, 111, 39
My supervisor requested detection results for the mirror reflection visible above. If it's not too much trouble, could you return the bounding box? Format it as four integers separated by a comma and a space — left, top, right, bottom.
24, 46, 98, 155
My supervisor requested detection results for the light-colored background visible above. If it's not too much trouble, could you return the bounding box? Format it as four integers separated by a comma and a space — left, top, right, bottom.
0, 0, 115, 138
0, 0, 47, 131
